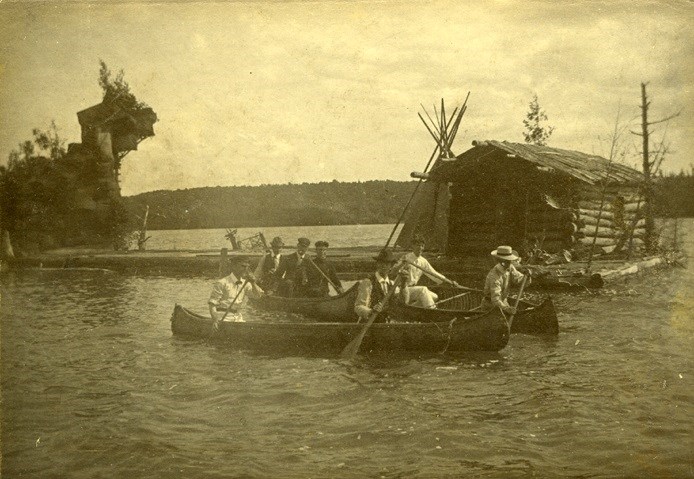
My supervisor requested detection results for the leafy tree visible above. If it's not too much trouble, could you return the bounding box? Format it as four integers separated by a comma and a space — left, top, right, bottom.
98, 59, 148, 112
523, 94, 555, 146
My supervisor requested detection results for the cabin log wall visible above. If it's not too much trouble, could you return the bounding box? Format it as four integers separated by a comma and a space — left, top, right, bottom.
444, 152, 644, 257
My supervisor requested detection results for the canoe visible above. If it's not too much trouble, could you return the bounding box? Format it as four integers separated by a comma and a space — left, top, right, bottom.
249, 282, 359, 321
170, 304, 510, 354
250, 283, 558, 336
392, 287, 559, 336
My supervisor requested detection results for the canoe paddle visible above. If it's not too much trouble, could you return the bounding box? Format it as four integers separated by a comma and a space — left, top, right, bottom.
340, 275, 404, 360
305, 257, 343, 295
400, 259, 473, 291
213, 278, 249, 331
507, 275, 528, 329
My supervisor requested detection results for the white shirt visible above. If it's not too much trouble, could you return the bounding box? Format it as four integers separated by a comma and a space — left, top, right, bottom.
354, 273, 399, 320
398, 252, 447, 287
208, 273, 262, 311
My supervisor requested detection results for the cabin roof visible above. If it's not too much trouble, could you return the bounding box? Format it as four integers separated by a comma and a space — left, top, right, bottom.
429, 140, 643, 185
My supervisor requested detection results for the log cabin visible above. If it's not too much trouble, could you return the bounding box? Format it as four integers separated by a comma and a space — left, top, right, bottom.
396, 140, 645, 258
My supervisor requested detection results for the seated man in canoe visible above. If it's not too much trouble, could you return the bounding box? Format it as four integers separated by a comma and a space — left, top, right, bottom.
208, 257, 263, 328
304, 240, 344, 297
274, 237, 311, 297
253, 236, 284, 291
394, 236, 461, 308
354, 249, 407, 322
481, 245, 531, 316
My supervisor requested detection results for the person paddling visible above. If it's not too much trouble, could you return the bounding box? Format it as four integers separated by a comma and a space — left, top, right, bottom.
354, 249, 407, 322
305, 240, 343, 297
481, 245, 531, 315
395, 236, 462, 308
208, 257, 263, 328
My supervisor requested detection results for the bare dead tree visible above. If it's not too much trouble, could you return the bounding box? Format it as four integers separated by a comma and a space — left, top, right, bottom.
630, 82, 681, 253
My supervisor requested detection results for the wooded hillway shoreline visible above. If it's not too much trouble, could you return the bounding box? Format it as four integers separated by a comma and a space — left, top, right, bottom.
124, 180, 418, 230
124, 173, 693, 231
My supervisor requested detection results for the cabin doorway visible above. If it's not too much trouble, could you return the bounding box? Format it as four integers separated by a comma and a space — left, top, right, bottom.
495, 183, 527, 252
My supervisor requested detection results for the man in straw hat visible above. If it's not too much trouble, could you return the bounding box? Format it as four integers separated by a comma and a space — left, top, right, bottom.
275, 237, 311, 296
354, 249, 408, 322
395, 236, 462, 308
481, 245, 531, 315
209, 256, 264, 327
254, 236, 284, 291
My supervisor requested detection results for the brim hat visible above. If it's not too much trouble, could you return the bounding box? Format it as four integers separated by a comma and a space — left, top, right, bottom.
373, 248, 398, 263
297, 237, 311, 247
270, 236, 284, 247
315, 240, 329, 248
491, 245, 520, 261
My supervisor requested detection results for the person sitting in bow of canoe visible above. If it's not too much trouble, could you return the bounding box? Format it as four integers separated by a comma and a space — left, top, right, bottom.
481, 245, 531, 316
253, 236, 284, 291
209, 257, 263, 327
304, 240, 344, 297
354, 249, 407, 322
394, 236, 462, 308
274, 237, 311, 297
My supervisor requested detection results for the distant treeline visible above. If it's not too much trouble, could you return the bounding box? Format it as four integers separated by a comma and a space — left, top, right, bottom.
653, 169, 694, 218
124, 172, 694, 231
124, 180, 418, 229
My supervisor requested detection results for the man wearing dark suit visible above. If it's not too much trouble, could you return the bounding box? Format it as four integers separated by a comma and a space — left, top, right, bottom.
304, 240, 343, 297
275, 237, 311, 297
253, 236, 284, 291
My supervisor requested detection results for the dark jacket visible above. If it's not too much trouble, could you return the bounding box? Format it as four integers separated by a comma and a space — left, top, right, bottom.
275, 252, 308, 296
304, 257, 342, 297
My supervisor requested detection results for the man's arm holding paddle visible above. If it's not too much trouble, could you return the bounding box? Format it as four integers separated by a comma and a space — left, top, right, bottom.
343, 271, 407, 360
208, 273, 263, 329
399, 258, 467, 290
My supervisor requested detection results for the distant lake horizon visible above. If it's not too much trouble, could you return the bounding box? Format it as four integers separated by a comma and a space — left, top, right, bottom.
145, 224, 403, 251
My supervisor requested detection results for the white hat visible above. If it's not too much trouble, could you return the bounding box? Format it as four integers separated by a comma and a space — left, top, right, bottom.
491, 245, 519, 261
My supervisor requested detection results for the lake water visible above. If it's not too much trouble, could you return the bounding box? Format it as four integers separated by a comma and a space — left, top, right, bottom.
1, 221, 692, 478
146, 224, 401, 251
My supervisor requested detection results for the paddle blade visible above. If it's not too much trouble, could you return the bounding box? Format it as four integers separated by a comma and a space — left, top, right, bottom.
340, 312, 377, 360
340, 331, 366, 360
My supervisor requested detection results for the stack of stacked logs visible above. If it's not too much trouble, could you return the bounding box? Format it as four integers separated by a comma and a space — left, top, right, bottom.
573, 185, 645, 252
524, 187, 645, 254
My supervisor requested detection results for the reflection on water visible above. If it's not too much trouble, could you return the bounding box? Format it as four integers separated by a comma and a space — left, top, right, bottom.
1, 220, 692, 478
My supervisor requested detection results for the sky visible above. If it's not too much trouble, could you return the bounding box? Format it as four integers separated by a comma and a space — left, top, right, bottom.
0, 0, 692, 196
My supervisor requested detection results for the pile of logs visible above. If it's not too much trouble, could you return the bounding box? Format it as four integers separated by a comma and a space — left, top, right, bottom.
573, 186, 644, 251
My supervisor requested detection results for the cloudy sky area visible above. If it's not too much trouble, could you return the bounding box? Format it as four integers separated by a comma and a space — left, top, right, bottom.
0, 0, 691, 196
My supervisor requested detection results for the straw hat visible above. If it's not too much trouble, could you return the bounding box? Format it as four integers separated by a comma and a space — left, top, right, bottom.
491, 245, 519, 261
